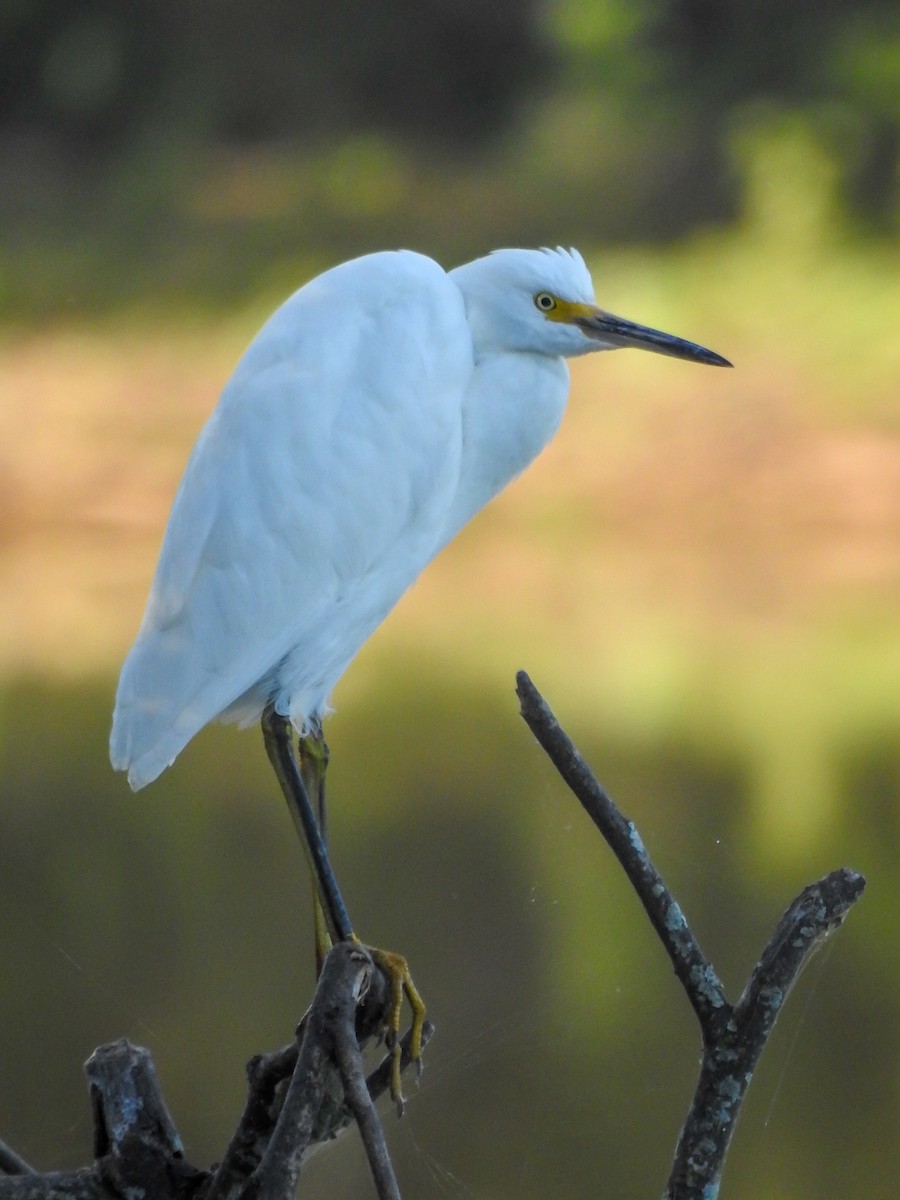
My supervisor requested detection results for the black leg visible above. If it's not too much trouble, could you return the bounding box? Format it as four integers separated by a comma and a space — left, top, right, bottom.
298, 722, 332, 975
261, 705, 353, 944
261, 704, 427, 1109
297, 718, 329, 835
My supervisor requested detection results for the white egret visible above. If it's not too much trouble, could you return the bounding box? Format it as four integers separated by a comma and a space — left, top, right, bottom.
110, 246, 730, 1100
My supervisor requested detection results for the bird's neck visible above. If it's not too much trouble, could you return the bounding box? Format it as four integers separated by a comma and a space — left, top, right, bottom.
437, 351, 569, 551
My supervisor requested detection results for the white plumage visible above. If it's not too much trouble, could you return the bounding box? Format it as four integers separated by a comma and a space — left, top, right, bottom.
111, 247, 728, 789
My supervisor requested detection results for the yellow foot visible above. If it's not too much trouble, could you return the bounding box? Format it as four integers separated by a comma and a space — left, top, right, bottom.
352, 939, 425, 1115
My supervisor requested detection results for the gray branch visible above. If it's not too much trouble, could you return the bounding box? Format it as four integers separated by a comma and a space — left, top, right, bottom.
0, 945, 432, 1200
516, 669, 865, 1200
0, 1146, 35, 1180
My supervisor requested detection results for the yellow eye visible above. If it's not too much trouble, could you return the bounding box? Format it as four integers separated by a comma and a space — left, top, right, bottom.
534, 292, 557, 313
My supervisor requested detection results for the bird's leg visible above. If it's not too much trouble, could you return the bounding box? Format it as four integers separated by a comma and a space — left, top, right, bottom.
297, 721, 332, 977
260, 705, 427, 1111
261, 705, 353, 944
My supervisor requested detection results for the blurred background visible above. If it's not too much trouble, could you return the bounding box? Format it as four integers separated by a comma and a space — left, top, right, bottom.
1, 3, 898, 1198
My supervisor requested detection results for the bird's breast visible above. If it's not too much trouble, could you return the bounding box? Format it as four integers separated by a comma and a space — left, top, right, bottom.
437, 351, 569, 548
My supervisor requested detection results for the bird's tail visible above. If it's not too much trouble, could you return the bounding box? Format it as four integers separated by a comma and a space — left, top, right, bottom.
110, 624, 217, 790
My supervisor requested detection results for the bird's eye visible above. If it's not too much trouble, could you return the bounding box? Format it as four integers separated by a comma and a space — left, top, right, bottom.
534, 292, 557, 313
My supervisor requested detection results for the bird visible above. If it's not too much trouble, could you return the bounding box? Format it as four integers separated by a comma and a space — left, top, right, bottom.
110, 246, 730, 1102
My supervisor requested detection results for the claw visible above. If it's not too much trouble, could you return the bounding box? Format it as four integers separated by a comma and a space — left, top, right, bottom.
368, 946, 426, 1113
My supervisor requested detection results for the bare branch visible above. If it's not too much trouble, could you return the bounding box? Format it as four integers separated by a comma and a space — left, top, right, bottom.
332, 1007, 401, 1200
241, 944, 374, 1200
665, 868, 865, 1200
207, 952, 434, 1200
0, 1142, 36, 1178
516, 669, 728, 1031
0, 1041, 205, 1200
86, 1040, 184, 1163
516, 669, 866, 1200
0, 1168, 106, 1200
1, 944, 428, 1200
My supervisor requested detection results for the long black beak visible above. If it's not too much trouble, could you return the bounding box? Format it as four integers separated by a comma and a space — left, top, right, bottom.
575, 309, 732, 367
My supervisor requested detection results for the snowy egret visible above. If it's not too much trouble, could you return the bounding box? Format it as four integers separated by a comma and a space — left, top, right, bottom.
110, 247, 730, 1098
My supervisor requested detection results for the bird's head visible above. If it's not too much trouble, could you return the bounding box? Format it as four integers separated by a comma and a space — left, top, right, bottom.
449, 247, 731, 367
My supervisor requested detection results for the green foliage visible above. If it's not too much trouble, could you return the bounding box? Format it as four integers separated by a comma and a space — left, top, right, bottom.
0, 2, 897, 319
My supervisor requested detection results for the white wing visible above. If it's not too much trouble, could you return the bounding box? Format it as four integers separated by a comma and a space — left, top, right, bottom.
111, 251, 473, 788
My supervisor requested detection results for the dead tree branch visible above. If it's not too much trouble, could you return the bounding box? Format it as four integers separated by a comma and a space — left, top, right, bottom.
0, 944, 433, 1200
0, 1146, 35, 1180
516, 669, 865, 1200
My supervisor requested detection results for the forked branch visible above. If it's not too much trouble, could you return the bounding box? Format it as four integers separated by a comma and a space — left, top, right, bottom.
516, 669, 865, 1200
